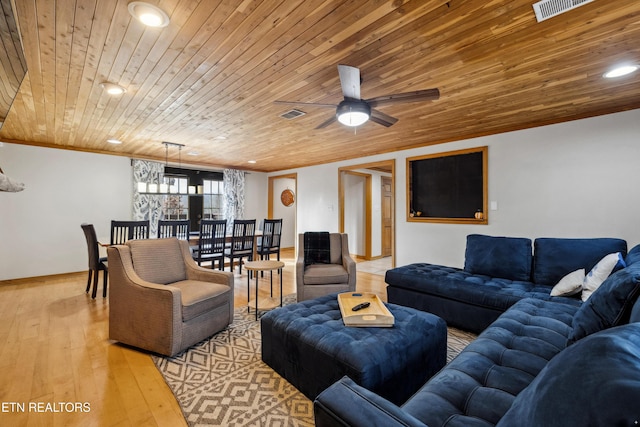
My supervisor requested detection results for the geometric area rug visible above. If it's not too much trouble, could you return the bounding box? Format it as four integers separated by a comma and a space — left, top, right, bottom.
152, 294, 476, 426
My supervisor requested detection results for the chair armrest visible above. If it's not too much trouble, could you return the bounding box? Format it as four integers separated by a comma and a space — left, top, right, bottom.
178, 239, 234, 284
314, 377, 428, 427
296, 257, 306, 295
343, 252, 356, 275
177, 239, 235, 325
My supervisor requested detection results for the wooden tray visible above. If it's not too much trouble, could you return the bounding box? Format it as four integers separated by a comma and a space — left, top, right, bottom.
337, 292, 395, 327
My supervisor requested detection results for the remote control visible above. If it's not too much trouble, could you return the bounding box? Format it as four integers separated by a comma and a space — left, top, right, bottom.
352, 302, 370, 311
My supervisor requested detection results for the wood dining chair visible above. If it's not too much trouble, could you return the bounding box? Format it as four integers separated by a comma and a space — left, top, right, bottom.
225, 219, 256, 274
157, 219, 190, 240
81, 223, 108, 298
257, 218, 283, 277
192, 219, 227, 270
258, 219, 283, 262
110, 220, 150, 245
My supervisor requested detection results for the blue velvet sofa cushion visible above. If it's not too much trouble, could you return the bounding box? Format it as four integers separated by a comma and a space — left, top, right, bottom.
464, 234, 532, 282
625, 243, 640, 266
568, 262, 640, 344
400, 298, 579, 427
498, 323, 640, 427
386, 263, 579, 314
532, 237, 627, 286
631, 297, 640, 323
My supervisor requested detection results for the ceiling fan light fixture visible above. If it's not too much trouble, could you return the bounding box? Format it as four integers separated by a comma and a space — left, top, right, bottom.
336, 100, 370, 127
128, 2, 170, 27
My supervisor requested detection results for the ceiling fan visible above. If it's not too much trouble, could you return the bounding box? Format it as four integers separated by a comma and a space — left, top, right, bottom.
274, 64, 440, 129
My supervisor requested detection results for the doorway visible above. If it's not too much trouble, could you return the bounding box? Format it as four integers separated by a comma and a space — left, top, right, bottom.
267, 173, 297, 251
338, 160, 395, 267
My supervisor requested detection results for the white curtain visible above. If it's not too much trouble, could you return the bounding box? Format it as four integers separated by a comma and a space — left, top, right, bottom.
132, 159, 164, 237
223, 169, 245, 228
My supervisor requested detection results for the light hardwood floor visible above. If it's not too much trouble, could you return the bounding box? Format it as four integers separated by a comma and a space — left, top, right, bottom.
0, 249, 387, 426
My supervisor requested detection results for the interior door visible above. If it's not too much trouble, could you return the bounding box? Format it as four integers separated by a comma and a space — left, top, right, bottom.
381, 176, 393, 257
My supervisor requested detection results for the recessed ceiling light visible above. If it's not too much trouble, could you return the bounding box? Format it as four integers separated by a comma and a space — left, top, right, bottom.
187, 151, 199, 156
100, 82, 126, 95
248, 160, 257, 164
603, 64, 638, 79
128, 2, 170, 27
107, 138, 122, 144
214, 136, 227, 140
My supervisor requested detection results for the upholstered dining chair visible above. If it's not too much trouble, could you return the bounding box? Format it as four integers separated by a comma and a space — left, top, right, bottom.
296, 232, 356, 301
192, 219, 227, 270
81, 223, 108, 298
225, 219, 256, 274
107, 238, 234, 357
110, 220, 150, 245
157, 219, 190, 240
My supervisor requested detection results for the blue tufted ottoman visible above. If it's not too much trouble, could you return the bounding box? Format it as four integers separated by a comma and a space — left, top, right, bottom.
260, 293, 447, 405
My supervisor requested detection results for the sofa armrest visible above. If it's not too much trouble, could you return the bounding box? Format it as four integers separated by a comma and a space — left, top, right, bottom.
314, 377, 428, 427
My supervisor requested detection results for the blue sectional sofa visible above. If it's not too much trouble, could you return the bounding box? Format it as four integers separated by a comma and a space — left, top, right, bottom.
314, 237, 640, 426
386, 235, 628, 333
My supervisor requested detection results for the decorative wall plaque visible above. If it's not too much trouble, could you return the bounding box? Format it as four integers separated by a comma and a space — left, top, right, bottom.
280, 189, 295, 207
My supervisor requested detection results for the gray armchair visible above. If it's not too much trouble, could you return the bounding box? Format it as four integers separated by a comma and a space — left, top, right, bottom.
296, 233, 356, 301
107, 238, 234, 357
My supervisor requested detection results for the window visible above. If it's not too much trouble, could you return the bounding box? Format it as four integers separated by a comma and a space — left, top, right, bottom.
162, 176, 189, 220
202, 179, 224, 220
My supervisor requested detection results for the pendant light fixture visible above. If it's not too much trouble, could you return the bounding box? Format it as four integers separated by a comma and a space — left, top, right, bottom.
137, 142, 201, 195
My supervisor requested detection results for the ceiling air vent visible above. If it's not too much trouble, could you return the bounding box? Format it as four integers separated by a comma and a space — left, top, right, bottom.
280, 109, 306, 120
532, 0, 594, 22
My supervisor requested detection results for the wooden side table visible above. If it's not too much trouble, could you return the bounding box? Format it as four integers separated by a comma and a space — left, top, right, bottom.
244, 260, 285, 320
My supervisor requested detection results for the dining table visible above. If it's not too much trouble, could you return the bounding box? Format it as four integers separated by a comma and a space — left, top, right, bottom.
188, 230, 263, 262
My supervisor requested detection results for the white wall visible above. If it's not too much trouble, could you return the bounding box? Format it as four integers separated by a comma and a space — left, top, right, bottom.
0, 144, 132, 280
0, 144, 268, 281
243, 171, 268, 226
3, 109, 639, 280
271, 109, 640, 269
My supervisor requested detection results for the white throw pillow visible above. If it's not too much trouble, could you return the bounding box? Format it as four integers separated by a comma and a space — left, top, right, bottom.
551, 269, 585, 297
582, 252, 625, 301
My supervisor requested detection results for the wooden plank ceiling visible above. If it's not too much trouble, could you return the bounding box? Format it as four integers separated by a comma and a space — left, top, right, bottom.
0, 0, 639, 172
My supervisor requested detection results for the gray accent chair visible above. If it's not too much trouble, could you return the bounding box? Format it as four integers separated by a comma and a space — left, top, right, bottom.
107, 237, 234, 357
296, 233, 356, 301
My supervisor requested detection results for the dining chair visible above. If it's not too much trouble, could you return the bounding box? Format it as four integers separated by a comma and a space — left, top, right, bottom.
157, 219, 190, 240
257, 219, 283, 276
81, 223, 108, 298
225, 219, 256, 274
192, 219, 227, 270
110, 220, 150, 245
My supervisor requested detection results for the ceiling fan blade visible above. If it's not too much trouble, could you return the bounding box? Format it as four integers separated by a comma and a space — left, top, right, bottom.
315, 115, 338, 129
273, 100, 336, 108
338, 64, 361, 100
369, 109, 398, 127
366, 88, 440, 107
